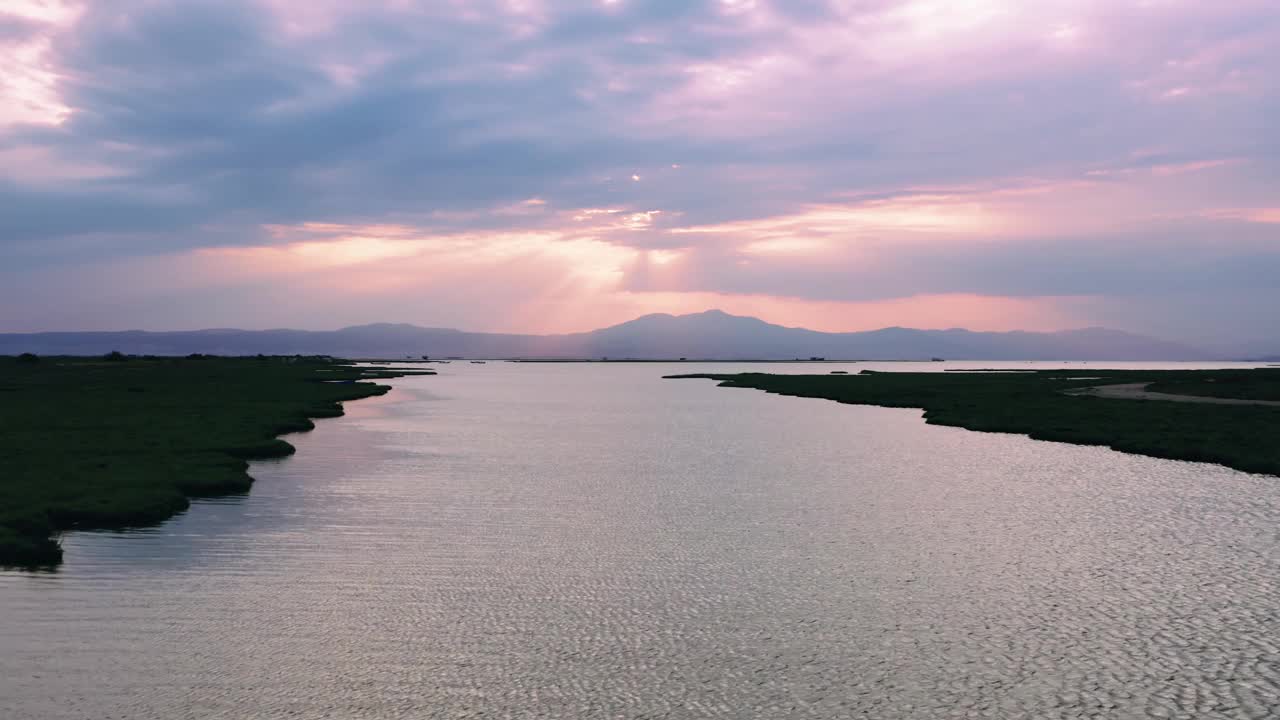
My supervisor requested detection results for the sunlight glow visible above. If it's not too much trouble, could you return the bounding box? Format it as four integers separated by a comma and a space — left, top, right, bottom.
891, 0, 1008, 38
648, 249, 682, 265
674, 196, 1003, 248
202, 222, 638, 290
0, 0, 81, 127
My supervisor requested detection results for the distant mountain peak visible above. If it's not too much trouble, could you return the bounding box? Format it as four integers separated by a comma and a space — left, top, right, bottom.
0, 311, 1215, 360
339, 322, 425, 332
626, 309, 737, 322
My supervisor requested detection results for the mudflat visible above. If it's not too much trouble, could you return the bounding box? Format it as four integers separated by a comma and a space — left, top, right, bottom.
1066, 382, 1280, 407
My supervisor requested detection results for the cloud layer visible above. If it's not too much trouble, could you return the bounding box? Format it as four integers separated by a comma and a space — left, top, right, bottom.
2, 0, 1278, 351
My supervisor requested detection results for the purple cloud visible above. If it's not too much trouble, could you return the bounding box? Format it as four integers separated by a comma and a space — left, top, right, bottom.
0, 0, 1277, 351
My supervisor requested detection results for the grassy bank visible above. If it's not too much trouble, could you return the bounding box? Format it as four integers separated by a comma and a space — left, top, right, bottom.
669, 368, 1280, 477
0, 355, 432, 568
1146, 370, 1280, 401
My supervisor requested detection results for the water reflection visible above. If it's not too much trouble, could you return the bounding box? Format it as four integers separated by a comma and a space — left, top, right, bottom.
1, 362, 1277, 719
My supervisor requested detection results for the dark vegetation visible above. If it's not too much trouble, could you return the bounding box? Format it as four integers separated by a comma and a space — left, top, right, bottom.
1146, 370, 1280, 401
669, 368, 1280, 478
0, 355, 432, 568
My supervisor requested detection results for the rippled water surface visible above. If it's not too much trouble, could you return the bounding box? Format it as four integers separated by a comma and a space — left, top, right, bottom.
3, 362, 1278, 719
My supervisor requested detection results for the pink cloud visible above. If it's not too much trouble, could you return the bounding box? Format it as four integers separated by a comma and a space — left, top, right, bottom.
0, 0, 81, 127
1, 214, 1083, 335
2, 0, 1278, 349
1203, 208, 1280, 224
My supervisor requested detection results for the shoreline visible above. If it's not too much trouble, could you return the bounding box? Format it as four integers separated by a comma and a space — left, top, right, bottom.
1065, 382, 1280, 407
0, 357, 432, 569
669, 368, 1280, 478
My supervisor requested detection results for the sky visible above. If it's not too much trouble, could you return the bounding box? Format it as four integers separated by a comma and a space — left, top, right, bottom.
1, 0, 1278, 352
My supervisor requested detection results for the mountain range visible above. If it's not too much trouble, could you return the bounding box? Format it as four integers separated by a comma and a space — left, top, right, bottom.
0, 310, 1217, 360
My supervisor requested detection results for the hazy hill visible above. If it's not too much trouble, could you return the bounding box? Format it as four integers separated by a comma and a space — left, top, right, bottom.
0, 310, 1210, 360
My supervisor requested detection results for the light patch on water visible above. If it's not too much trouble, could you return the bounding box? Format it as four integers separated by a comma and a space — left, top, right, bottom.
1, 362, 1278, 719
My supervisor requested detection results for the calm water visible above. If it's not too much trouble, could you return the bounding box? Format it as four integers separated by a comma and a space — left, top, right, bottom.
2, 362, 1278, 719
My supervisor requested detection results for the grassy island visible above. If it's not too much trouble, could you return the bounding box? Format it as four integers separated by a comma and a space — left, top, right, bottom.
669, 368, 1280, 478
0, 355, 431, 568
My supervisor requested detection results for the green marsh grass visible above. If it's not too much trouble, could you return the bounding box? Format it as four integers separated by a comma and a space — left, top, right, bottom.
0, 355, 430, 568
669, 368, 1280, 479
